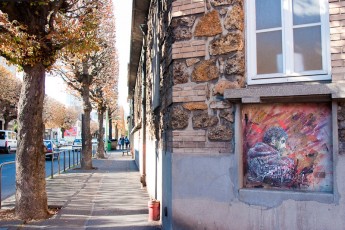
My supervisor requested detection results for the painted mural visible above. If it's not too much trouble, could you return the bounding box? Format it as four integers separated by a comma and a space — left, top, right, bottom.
242, 103, 333, 192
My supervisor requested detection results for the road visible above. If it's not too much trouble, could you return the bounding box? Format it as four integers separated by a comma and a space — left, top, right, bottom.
0, 146, 96, 200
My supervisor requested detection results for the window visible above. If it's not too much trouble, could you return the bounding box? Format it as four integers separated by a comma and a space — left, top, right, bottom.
246, 0, 330, 84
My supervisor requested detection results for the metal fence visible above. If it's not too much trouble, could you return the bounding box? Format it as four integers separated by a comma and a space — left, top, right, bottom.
0, 145, 98, 208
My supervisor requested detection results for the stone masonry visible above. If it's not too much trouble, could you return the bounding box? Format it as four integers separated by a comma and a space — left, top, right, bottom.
330, 0, 345, 153
170, 0, 244, 154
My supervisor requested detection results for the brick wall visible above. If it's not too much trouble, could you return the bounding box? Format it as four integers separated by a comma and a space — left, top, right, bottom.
172, 0, 205, 17
330, 0, 345, 81
172, 84, 207, 102
172, 40, 206, 59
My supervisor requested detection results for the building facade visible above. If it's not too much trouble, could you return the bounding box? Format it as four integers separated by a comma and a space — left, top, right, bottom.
128, 0, 345, 229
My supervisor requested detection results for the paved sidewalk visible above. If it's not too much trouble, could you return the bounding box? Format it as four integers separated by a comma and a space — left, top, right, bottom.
0, 150, 161, 230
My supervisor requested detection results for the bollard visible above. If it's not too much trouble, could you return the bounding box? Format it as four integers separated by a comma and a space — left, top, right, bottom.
148, 200, 160, 221
69, 150, 71, 169
73, 150, 75, 167
51, 154, 54, 179
63, 151, 66, 172
58, 152, 60, 174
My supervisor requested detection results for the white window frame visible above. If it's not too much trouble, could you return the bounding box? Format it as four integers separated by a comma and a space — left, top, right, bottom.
246, 0, 331, 85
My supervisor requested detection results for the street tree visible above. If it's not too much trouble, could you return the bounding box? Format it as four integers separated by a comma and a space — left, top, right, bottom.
90, 120, 98, 137
0, 65, 21, 129
43, 96, 79, 137
0, 0, 100, 220
61, 107, 79, 138
55, 0, 118, 162
43, 96, 65, 129
90, 0, 118, 159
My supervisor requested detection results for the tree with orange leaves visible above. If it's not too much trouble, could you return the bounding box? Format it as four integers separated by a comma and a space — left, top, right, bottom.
90, 1, 118, 158
0, 65, 21, 129
0, 0, 100, 220
55, 0, 118, 160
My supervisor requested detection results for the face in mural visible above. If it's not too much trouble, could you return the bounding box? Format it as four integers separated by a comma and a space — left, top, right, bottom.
243, 103, 333, 192
263, 126, 288, 154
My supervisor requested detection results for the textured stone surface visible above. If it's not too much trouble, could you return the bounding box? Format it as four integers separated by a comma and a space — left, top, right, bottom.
208, 125, 233, 140
172, 16, 196, 27
192, 111, 218, 129
194, 11, 222, 37
338, 102, 345, 142
210, 0, 233, 6
192, 60, 219, 82
209, 33, 243, 55
183, 102, 208, 110
174, 27, 193, 41
220, 109, 234, 123
210, 101, 232, 109
219, 8, 228, 16
224, 4, 244, 31
171, 106, 189, 129
213, 79, 240, 95
173, 61, 189, 85
224, 52, 245, 75
172, 16, 196, 41
186, 58, 200, 67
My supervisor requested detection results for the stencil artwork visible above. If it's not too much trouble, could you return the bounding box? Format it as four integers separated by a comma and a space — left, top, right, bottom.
243, 103, 332, 192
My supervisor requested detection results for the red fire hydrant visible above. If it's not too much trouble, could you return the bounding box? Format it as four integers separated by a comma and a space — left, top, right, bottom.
148, 199, 160, 221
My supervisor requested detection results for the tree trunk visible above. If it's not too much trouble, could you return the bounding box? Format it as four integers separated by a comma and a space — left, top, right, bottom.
4, 119, 8, 130
115, 123, 118, 139
15, 63, 48, 220
80, 77, 93, 169
96, 107, 106, 158
61, 128, 65, 138
109, 116, 112, 140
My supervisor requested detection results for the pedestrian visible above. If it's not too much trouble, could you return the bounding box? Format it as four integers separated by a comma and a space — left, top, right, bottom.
120, 136, 125, 150
118, 138, 122, 150
124, 136, 130, 149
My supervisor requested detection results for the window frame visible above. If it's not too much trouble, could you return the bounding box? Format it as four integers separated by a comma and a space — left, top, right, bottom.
246, 0, 331, 85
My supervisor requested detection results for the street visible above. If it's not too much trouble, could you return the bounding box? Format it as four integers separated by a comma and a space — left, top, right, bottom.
0, 146, 91, 200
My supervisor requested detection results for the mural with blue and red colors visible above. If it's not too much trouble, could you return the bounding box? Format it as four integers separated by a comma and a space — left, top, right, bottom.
242, 103, 333, 192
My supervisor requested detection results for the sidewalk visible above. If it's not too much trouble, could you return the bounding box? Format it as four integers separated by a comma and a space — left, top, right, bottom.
0, 150, 161, 230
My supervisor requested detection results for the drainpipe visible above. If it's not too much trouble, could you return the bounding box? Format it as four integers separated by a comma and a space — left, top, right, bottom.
140, 23, 148, 187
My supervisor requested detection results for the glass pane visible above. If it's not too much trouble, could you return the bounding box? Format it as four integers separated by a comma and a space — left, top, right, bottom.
256, 31, 283, 74
293, 26, 322, 72
293, 0, 321, 25
256, 0, 281, 30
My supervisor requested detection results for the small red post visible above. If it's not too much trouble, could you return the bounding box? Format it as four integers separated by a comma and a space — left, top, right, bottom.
148, 200, 160, 221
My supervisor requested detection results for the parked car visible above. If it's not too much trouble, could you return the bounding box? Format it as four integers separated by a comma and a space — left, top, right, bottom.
43, 140, 58, 160
72, 138, 82, 148
0, 130, 17, 153
59, 138, 67, 146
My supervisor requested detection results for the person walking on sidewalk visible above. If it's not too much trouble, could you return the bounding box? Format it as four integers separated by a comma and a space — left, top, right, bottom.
118, 138, 122, 150
124, 136, 130, 149
120, 136, 125, 150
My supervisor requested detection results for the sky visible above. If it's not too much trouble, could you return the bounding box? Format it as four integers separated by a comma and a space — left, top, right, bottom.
45, 1, 133, 116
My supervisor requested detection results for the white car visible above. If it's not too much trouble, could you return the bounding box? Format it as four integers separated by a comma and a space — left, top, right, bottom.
72, 138, 82, 148
59, 138, 67, 146
0, 130, 17, 153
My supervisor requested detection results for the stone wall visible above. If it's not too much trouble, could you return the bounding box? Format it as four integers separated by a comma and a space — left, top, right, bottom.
330, 0, 345, 153
170, 0, 244, 154
330, 0, 345, 82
